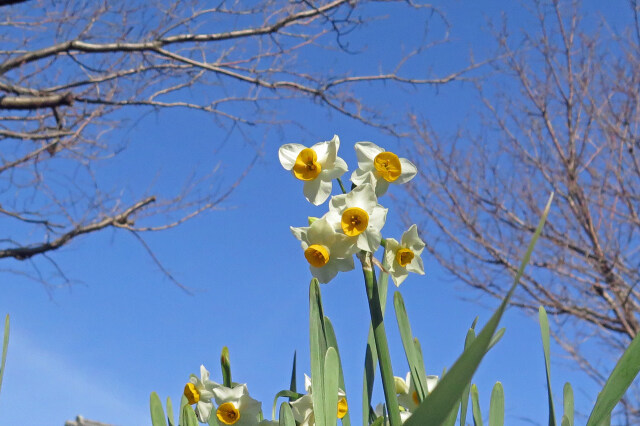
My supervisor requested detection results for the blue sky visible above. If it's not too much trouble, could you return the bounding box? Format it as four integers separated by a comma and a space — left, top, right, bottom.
0, 1, 634, 425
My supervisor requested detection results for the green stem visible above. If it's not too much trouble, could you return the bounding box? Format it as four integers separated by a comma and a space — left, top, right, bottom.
360, 252, 401, 426
337, 177, 347, 194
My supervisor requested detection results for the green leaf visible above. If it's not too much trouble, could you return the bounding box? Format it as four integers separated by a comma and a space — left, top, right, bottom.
324, 317, 351, 426
182, 404, 198, 426
489, 382, 504, 426
0, 314, 9, 395
471, 384, 483, 426
586, 326, 640, 425
310, 278, 328, 426
403, 193, 553, 426
563, 382, 573, 426
561, 415, 570, 426
363, 249, 391, 426
362, 253, 401, 426
324, 347, 340, 426
179, 394, 188, 426
459, 328, 476, 426
394, 291, 427, 403
166, 396, 175, 426
487, 328, 505, 352
279, 401, 296, 426
272, 390, 305, 421
539, 306, 556, 426
370, 417, 385, 426
442, 399, 460, 426
221, 346, 232, 388
290, 351, 297, 396
413, 338, 429, 396
150, 392, 167, 426
470, 317, 479, 330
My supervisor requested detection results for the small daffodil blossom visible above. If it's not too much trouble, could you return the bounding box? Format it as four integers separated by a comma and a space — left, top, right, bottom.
324, 183, 387, 253
395, 372, 439, 412
351, 141, 417, 196
384, 224, 425, 287
183, 365, 219, 423
279, 135, 348, 205
374, 403, 412, 424
290, 374, 348, 426
212, 383, 262, 426
291, 217, 357, 283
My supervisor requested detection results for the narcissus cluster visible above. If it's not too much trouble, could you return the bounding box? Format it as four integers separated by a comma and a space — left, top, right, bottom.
280, 137, 425, 286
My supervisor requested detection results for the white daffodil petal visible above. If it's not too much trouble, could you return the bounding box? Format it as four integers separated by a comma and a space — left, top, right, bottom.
396, 158, 418, 184
391, 269, 409, 287
278, 143, 306, 170
213, 384, 244, 403
426, 375, 439, 393
333, 256, 355, 273
350, 168, 373, 186
304, 374, 313, 392
401, 225, 424, 252
313, 135, 339, 168
310, 263, 339, 283
406, 256, 425, 275
322, 156, 348, 180
303, 177, 332, 206
305, 217, 333, 245
291, 394, 314, 424
374, 178, 391, 197
347, 183, 377, 212
354, 141, 384, 168
369, 205, 388, 231
394, 375, 409, 395
331, 234, 358, 258
357, 225, 381, 253
195, 400, 213, 423
290, 226, 308, 242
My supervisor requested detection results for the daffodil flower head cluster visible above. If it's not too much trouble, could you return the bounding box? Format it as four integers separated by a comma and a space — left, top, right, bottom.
183, 365, 265, 425
282, 136, 425, 285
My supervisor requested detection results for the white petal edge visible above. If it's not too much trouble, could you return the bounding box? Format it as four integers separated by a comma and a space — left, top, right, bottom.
278, 143, 306, 170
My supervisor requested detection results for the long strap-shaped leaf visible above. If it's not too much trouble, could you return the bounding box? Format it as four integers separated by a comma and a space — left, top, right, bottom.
471, 384, 483, 426
363, 248, 391, 426
279, 401, 296, 426
394, 292, 428, 404
150, 392, 167, 426
361, 252, 402, 426
325, 317, 351, 426
0, 314, 8, 396
324, 347, 340, 426
539, 306, 556, 426
563, 383, 573, 426
166, 396, 175, 426
586, 326, 640, 425
404, 193, 553, 426
310, 278, 329, 426
459, 327, 476, 426
489, 382, 504, 426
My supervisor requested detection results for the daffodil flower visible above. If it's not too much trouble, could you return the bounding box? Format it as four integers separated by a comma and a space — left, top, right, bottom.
290, 374, 348, 426
374, 403, 412, 424
394, 372, 438, 412
212, 383, 262, 426
384, 224, 425, 287
324, 183, 387, 253
291, 217, 357, 283
279, 135, 348, 205
183, 365, 219, 423
351, 141, 417, 196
